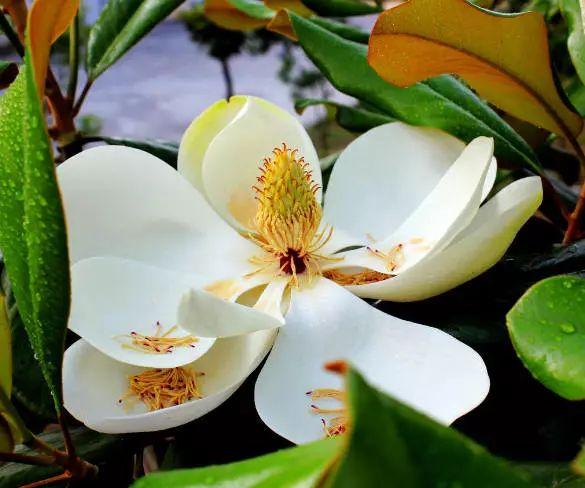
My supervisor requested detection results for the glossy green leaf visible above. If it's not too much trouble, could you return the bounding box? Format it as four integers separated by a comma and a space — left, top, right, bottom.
288, 13, 541, 173
0, 427, 130, 487
0, 58, 70, 410
132, 437, 341, 487
301, 0, 381, 16
561, 0, 585, 86
507, 275, 585, 400
296, 98, 394, 133
87, 0, 186, 80
0, 61, 17, 90
329, 369, 533, 488
100, 136, 179, 167
1, 268, 54, 420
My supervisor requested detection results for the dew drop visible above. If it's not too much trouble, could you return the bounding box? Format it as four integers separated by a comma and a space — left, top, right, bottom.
560, 323, 576, 334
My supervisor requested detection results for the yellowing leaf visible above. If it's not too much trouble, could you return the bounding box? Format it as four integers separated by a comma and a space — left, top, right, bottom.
27, 0, 79, 96
265, 0, 313, 16
267, 9, 298, 40
368, 0, 583, 137
204, 0, 273, 31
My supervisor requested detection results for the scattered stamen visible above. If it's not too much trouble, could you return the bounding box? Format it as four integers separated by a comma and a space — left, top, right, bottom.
369, 243, 405, 272
307, 388, 348, 437
119, 367, 204, 411
323, 268, 392, 286
116, 323, 199, 355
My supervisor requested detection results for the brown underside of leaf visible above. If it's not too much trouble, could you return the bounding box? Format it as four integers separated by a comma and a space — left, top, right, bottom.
368, 0, 583, 137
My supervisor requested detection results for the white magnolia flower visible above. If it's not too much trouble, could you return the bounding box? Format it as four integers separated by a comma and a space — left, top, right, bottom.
59, 96, 542, 444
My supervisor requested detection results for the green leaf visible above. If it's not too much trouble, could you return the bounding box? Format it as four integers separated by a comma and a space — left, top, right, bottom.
0, 427, 131, 488
507, 275, 585, 400
87, 0, 186, 80
329, 369, 533, 488
561, 0, 585, 86
1, 268, 54, 420
228, 0, 274, 19
517, 462, 585, 486
574, 446, 585, 477
310, 17, 369, 43
132, 437, 341, 487
301, 0, 381, 16
0, 415, 13, 453
295, 98, 394, 133
100, 136, 179, 167
288, 13, 541, 173
0, 63, 70, 410
0, 295, 11, 397
0, 61, 18, 90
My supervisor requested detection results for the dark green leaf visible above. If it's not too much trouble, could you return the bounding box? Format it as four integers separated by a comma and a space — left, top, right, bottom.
517, 462, 585, 487
0, 414, 13, 452
330, 370, 533, 488
295, 98, 394, 133
99, 136, 179, 167
87, 0, 186, 80
0, 294, 10, 396
310, 17, 369, 43
561, 0, 585, 86
574, 446, 585, 477
0, 61, 18, 90
507, 275, 585, 400
302, 0, 381, 16
288, 13, 541, 173
132, 437, 341, 487
0, 427, 130, 488
0, 56, 70, 411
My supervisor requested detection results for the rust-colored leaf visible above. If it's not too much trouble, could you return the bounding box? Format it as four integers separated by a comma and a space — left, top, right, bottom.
368, 0, 583, 137
27, 0, 79, 96
204, 0, 271, 31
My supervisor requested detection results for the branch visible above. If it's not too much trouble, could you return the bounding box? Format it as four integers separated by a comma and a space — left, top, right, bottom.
0, 451, 54, 466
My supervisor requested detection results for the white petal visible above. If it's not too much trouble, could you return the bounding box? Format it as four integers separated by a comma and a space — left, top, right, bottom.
178, 277, 286, 338
337, 136, 494, 274
196, 96, 321, 230
57, 145, 255, 281
70, 257, 215, 368
255, 278, 489, 444
324, 123, 465, 243
348, 177, 543, 301
64, 331, 275, 434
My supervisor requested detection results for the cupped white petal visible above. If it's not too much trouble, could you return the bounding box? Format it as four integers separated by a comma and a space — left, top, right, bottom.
70, 257, 215, 368
178, 276, 287, 338
57, 145, 256, 281
324, 123, 465, 243
336, 136, 495, 274
64, 330, 275, 434
197, 96, 321, 230
348, 177, 543, 301
255, 278, 489, 444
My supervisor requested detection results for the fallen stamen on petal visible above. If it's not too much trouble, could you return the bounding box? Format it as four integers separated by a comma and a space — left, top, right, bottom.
323, 268, 392, 286
307, 388, 348, 437
369, 243, 405, 272
116, 322, 199, 354
119, 367, 204, 411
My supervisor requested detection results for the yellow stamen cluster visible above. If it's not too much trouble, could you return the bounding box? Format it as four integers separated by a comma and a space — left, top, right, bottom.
250, 143, 339, 285
119, 367, 203, 411
307, 388, 348, 437
324, 268, 392, 286
117, 322, 199, 354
